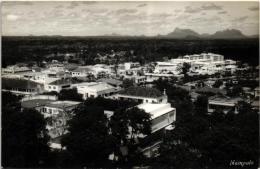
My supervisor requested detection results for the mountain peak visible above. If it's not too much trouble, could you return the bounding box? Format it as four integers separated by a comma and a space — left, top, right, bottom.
212, 29, 245, 39
167, 27, 200, 38
165, 28, 250, 39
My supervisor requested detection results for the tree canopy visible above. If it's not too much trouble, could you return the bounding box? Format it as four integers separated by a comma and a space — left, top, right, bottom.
61, 97, 151, 167
2, 92, 50, 168
58, 88, 83, 101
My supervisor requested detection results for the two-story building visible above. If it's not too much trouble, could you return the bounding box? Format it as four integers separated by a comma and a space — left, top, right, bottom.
45, 78, 73, 93
137, 103, 176, 157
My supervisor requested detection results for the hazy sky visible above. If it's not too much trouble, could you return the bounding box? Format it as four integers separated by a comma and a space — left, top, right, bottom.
2, 1, 259, 36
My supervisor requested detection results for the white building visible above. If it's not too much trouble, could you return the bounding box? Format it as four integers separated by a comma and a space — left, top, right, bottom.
166, 53, 239, 75
138, 103, 176, 133
72, 82, 120, 100
179, 53, 224, 62
124, 62, 140, 70
2, 65, 32, 74
23, 72, 60, 84
45, 78, 72, 93
144, 73, 177, 83
114, 87, 168, 104
208, 96, 243, 114
137, 103, 176, 157
154, 62, 180, 74
71, 66, 93, 77
124, 75, 147, 84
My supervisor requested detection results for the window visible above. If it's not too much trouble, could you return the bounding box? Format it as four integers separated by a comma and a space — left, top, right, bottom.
62, 85, 70, 88
49, 86, 51, 89
169, 111, 175, 117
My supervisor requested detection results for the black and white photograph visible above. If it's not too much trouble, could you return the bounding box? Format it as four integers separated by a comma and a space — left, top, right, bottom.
1, 1, 259, 168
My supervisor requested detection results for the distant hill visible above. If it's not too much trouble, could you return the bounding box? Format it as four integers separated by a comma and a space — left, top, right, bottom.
164, 28, 257, 39
166, 27, 200, 39
248, 34, 259, 38
210, 29, 246, 39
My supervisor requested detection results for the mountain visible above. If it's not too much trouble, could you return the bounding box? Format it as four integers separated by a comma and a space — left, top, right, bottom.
210, 29, 246, 39
164, 28, 256, 39
248, 34, 259, 38
166, 27, 200, 38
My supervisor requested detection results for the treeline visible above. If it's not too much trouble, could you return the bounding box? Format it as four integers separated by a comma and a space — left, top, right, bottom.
2, 36, 259, 67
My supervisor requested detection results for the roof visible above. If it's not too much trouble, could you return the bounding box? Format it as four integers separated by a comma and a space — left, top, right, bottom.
21, 99, 54, 108
255, 87, 260, 91
209, 95, 243, 104
119, 86, 163, 98
97, 78, 122, 86
45, 100, 81, 109
251, 100, 260, 108
195, 87, 227, 95
2, 78, 42, 89
72, 66, 92, 72
75, 82, 116, 92
137, 103, 175, 119
64, 64, 79, 71
49, 78, 77, 85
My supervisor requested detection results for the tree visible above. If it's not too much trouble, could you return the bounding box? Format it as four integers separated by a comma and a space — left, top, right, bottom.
109, 107, 151, 165
122, 78, 134, 89
182, 62, 191, 75
58, 88, 83, 101
194, 95, 208, 117
212, 80, 223, 88
2, 92, 50, 167
61, 105, 114, 167
227, 85, 243, 97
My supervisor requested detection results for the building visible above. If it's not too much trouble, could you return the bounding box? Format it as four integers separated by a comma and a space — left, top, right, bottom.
2, 65, 32, 74
167, 53, 238, 75
124, 62, 140, 70
21, 98, 81, 146
144, 73, 176, 82
21, 99, 55, 112
124, 76, 147, 84
114, 86, 168, 104
137, 103, 176, 157
41, 101, 81, 138
21, 72, 60, 85
138, 103, 176, 133
71, 66, 93, 77
2, 78, 44, 95
42, 66, 69, 79
45, 78, 73, 93
195, 86, 227, 95
154, 62, 179, 74
208, 95, 243, 114
180, 53, 224, 62
254, 87, 260, 98
97, 78, 123, 87
72, 82, 120, 100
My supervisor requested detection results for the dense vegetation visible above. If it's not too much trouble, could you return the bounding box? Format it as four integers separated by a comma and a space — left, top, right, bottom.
2, 36, 259, 67
151, 79, 259, 169
2, 92, 50, 167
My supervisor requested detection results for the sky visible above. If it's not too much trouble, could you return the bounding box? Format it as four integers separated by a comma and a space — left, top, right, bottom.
1, 1, 259, 36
